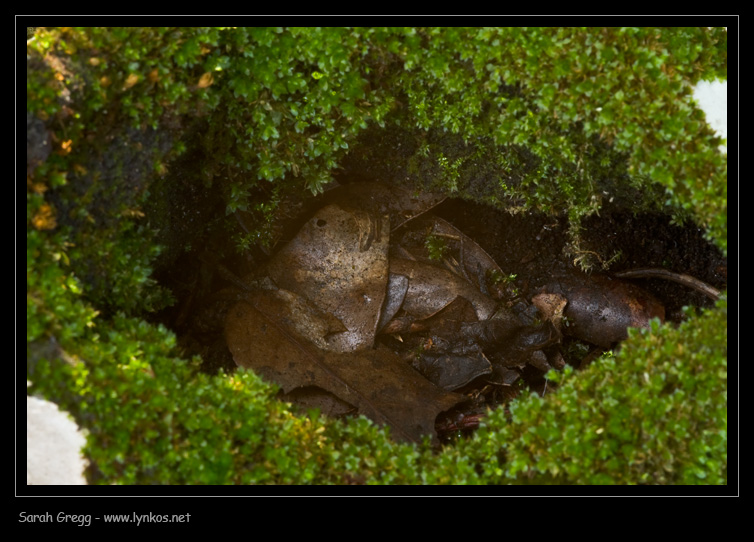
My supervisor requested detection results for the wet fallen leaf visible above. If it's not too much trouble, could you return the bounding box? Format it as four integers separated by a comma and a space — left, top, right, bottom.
399, 297, 493, 390
322, 181, 446, 231
388, 257, 497, 323
267, 203, 390, 352
392, 214, 507, 299
412, 351, 491, 390
376, 273, 409, 332
280, 387, 355, 419
531, 292, 567, 331
406, 295, 480, 336
225, 289, 465, 444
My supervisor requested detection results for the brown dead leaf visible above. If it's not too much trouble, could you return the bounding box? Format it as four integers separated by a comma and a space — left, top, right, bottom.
225, 289, 465, 444
59, 139, 73, 156
389, 258, 497, 323
197, 72, 214, 89
32, 203, 57, 230
406, 295, 479, 336
531, 292, 567, 331
267, 203, 390, 353
376, 273, 409, 332
393, 297, 493, 390
322, 182, 446, 231
123, 73, 139, 90
393, 214, 507, 299
411, 351, 492, 391
280, 387, 356, 419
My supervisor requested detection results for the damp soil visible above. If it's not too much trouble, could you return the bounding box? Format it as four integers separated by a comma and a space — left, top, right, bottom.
150, 182, 727, 441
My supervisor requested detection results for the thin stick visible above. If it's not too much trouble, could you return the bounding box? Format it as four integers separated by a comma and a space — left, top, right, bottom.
614, 268, 722, 301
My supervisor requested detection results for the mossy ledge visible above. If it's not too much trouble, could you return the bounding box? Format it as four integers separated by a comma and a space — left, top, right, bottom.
26, 27, 727, 485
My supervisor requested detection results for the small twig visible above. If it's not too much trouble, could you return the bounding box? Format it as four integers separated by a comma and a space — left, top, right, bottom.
430, 232, 461, 242
441, 255, 460, 276
572, 249, 622, 271
234, 210, 251, 234
215, 262, 254, 292
434, 228, 472, 282
614, 268, 722, 301
394, 244, 416, 261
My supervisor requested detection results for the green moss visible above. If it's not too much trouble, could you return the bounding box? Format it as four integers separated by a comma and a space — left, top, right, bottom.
27, 27, 727, 485
455, 298, 727, 485
424, 233, 449, 261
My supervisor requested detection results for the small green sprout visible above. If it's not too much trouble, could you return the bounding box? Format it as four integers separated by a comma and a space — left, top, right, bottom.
489, 270, 518, 285
425, 234, 449, 261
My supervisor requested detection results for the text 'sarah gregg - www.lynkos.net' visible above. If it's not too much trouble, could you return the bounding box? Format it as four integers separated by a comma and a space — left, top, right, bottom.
19, 511, 192, 527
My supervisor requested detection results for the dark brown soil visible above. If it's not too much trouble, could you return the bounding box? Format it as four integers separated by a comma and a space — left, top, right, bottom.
433, 199, 727, 323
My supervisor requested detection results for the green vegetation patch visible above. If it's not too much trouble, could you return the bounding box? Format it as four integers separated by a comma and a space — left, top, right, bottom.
26, 26, 727, 485
460, 299, 727, 485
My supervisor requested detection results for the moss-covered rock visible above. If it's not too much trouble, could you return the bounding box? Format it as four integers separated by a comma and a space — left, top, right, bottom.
26, 26, 727, 485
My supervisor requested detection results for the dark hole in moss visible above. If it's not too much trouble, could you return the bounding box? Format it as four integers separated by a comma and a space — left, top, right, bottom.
147, 172, 726, 447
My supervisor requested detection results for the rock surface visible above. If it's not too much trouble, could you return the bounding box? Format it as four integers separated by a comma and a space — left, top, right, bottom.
26, 395, 87, 485
693, 80, 727, 153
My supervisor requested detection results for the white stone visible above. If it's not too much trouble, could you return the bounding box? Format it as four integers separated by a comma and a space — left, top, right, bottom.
26, 395, 87, 485
693, 79, 727, 153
